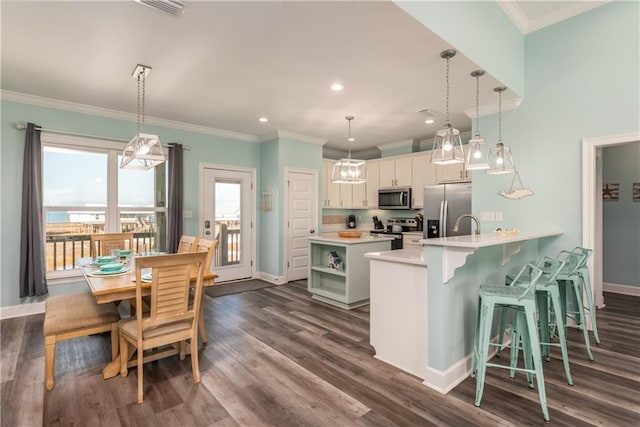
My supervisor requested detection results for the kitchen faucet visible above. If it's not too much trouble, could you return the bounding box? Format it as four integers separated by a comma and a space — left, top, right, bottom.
453, 214, 481, 235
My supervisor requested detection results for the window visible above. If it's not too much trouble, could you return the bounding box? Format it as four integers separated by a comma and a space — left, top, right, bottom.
42, 134, 166, 279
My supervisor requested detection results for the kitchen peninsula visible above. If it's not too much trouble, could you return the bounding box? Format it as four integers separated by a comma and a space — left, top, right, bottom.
365, 230, 563, 394
308, 234, 393, 309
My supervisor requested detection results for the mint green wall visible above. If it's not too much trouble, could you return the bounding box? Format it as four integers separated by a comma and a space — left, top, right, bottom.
395, 1, 524, 96
473, 1, 640, 257
259, 139, 280, 275
602, 142, 640, 287
0, 100, 262, 307
258, 137, 323, 277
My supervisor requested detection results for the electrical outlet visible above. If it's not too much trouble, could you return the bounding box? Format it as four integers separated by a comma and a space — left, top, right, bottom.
481, 211, 495, 221
495, 211, 503, 221
182, 210, 193, 219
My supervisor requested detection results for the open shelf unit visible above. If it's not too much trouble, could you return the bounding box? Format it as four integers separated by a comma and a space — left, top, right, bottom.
308, 238, 392, 309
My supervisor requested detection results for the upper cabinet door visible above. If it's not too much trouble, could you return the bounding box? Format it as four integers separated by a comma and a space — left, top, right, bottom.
378, 157, 412, 187
411, 152, 436, 208
378, 159, 396, 188
394, 157, 412, 187
323, 160, 341, 207
365, 161, 379, 209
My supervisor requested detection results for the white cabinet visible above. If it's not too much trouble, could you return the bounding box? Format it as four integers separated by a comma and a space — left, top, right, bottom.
436, 163, 471, 183
351, 160, 379, 209
323, 159, 353, 208
379, 157, 412, 188
411, 152, 436, 208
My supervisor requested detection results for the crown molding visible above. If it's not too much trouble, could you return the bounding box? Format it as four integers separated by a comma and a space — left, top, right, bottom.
498, 0, 611, 34
526, 1, 611, 34
376, 138, 414, 152
497, 1, 529, 33
1, 90, 260, 143
463, 97, 523, 119
260, 129, 327, 145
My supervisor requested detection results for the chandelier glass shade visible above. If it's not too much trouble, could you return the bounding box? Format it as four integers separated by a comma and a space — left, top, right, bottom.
120, 64, 167, 170
431, 49, 465, 165
465, 69, 490, 170
486, 86, 515, 174
331, 116, 367, 184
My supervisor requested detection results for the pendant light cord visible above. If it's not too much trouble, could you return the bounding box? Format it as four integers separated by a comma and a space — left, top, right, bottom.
498, 88, 502, 144
137, 71, 142, 135
475, 74, 480, 137
445, 56, 450, 125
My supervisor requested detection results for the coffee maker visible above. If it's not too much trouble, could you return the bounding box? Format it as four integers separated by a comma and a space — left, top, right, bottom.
347, 214, 357, 229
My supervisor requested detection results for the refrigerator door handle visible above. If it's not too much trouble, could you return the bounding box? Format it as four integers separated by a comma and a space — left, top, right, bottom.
439, 201, 445, 237
443, 200, 448, 237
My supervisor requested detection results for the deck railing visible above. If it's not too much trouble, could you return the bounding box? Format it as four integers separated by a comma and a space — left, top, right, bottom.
46, 233, 155, 272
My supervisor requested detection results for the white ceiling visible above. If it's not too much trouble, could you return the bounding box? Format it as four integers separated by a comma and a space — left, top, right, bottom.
1, 1, 608, 153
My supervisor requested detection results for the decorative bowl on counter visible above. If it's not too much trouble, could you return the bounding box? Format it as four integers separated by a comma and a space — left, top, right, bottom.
495, 228, 520, 237
337, 230, 362, 238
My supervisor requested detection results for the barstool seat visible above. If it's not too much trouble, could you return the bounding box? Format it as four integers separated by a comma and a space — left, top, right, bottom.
472, 263, 550, 422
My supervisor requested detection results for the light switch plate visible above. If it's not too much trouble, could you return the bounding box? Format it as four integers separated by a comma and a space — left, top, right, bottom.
182, 210, 193, 219
495, 211, 503, 221
481, 211, 495, 221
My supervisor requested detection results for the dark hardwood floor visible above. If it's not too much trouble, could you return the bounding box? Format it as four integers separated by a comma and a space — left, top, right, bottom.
1, 283, 639, 426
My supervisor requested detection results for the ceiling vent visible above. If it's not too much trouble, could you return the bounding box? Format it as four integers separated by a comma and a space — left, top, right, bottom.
135, 0, 186, 16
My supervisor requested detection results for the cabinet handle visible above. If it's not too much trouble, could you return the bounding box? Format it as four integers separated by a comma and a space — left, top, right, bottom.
340, 200, 343, 207
459, 171, 463, 179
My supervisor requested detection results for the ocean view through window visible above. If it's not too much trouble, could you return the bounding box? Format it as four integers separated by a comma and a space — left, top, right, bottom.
43, 140, 167, 278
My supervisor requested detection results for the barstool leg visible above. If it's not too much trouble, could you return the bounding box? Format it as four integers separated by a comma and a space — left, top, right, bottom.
571, 277, 594, 360
549, 286, 573, 385
536, 292, 550, 360
509, 310, 522, 379
475, 301, 495, 407
518, 311, 534, 388
524, 302, 550, 422
471, 296, 482, 379
580, 268, 600, 344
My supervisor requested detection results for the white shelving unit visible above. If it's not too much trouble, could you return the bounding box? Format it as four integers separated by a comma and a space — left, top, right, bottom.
308, 236, 392, 309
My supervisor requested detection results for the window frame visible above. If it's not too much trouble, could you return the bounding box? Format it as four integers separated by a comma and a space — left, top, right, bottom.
41, 133, 167, 281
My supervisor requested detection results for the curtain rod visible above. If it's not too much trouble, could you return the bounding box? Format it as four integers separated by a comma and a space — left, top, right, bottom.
14, 123, 190, 150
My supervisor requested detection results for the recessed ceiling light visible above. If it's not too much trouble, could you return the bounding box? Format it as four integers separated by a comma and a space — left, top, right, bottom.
331, 83, 344, 91
425, 119, 435, 124
258, 117, 269, 123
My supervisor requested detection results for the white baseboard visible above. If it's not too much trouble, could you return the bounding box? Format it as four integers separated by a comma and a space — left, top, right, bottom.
603, 282, 640, 296
424, 354, 473, 394
423, 334, 509, 395
257, 272, 286, 285
0, 301, 45, 320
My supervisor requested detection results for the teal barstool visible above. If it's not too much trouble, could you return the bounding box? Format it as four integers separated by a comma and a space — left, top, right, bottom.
557, 247, 599, 360
503, 257, 573, 386
472, 264, 550, 422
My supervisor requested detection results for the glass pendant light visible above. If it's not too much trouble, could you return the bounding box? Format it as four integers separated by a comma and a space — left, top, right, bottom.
486, 86, 515, 174
121, 64, 167, 170
331, 116, 367, 184
465, 70, 490, 170
431, 49, 465, 165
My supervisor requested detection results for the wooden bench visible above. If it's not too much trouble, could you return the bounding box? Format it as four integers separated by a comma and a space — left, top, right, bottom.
43, 292, 120, 391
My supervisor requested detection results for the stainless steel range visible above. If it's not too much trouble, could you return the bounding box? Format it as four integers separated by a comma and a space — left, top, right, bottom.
369, 218, 420, 250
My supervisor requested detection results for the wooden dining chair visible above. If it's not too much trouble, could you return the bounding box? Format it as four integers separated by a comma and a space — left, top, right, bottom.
191, 238, 218, 345
177, 235, 199, 253
90, 232, 134, 257
119, 251, 207, 403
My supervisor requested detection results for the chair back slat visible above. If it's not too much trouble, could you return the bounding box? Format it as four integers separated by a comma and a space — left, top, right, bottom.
536, 256, 566, 285
509, 263, 543, 300
177, 235, 199, 254
193, 238, 218, 272
90, 232, 134, 257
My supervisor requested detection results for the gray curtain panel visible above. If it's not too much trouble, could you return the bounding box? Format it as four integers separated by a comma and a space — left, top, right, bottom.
20, 123, 48, 297
167, 143, 184, 253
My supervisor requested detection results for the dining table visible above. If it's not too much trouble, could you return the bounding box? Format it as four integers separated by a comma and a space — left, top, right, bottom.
77, 256, 218, 379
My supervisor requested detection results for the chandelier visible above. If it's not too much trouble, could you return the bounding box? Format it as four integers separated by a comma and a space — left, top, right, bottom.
486, 86, 515, 174
465, 69, 490, 170
331, 116, 367, 184
120, 64, 167, 170
431, 49, 465, 165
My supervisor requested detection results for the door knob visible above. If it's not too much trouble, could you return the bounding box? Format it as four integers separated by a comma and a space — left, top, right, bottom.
310, 229, 315, 234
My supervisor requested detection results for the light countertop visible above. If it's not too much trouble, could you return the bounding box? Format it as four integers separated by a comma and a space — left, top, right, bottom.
364, 248, 427, 266
420, 230, 563, 249
309, 234, 396, 245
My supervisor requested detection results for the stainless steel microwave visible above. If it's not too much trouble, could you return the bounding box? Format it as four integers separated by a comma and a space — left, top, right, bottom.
378, 187, 412, 210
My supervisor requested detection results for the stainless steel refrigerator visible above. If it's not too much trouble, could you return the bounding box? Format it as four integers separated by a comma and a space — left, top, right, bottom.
423, 183, 472, 238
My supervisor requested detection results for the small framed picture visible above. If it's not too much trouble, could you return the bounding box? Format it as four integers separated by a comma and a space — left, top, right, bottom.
603, 183, 620, 200
633, 183, 640, 202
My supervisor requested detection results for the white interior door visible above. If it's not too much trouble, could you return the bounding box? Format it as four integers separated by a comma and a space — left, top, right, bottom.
287, 169, 317, 282
202, 166, 254, 282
